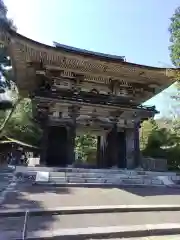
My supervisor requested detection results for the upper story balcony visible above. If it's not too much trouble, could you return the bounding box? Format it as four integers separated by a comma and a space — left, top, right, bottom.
33, 88, 158, 114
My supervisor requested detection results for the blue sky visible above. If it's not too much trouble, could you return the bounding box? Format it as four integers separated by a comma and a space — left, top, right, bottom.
5, 0, 180, 117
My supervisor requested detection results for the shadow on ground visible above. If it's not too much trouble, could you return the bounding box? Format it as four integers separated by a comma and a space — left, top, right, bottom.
1, 181, 180, 238
119, 186, 180, 197
0, 182, 71, 238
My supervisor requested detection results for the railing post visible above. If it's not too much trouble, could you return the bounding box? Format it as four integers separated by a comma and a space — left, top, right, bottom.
22, 210, 29, 240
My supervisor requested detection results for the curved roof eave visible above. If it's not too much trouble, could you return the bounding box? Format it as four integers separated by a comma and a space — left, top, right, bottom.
11, 30, 175, 72
53, 42, 125, 62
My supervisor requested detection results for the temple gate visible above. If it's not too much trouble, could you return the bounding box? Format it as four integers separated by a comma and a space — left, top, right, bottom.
0, 22, 176, 168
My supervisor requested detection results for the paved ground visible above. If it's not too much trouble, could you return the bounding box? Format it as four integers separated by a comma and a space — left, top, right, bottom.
2, 183, 180, 238
1, 211, 180, 232
2, 184, 180, 210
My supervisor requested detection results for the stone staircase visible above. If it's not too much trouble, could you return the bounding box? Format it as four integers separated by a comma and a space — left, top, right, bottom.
48, 170, 162, 186
1, 205, 180, 239
15, 166, 180, 187
7, 166, 180, 239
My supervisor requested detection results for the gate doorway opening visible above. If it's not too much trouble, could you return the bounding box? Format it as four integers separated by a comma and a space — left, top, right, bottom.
75, 133, 97, 167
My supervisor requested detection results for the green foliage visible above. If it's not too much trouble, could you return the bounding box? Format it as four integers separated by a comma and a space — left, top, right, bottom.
4, 98, 42, 145
166, 145, 180, 170
75, 133, 97, 162
140, 118, 158, 150
0, 97, 42, 146
169, 6, 180, 67
0, 0, 16, 90
141, 118, 180, 170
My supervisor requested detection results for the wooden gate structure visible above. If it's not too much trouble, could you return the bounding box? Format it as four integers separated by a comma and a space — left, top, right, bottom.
0, 21, 176, 168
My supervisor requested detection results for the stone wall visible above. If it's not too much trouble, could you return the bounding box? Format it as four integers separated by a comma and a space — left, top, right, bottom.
141, 157, 167, 172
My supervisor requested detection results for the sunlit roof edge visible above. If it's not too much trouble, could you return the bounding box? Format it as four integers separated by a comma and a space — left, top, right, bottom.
53, 42, 126, 61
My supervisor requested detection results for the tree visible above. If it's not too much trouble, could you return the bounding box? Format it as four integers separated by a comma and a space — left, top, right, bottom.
75, 134, 97, 163
140, 118, 158, 150
169, 7, 180, 67
140, 116, 180, 170
0, 0, 21, 139
169, 6, 180, 98
0, 0, 16, 85
168, 7, 180, 127
3, 98, 42, 145
0, 1, 41, 147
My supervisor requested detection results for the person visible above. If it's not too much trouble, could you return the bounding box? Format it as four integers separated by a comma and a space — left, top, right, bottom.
9, 153, 16, 165
20, 153, 25, 165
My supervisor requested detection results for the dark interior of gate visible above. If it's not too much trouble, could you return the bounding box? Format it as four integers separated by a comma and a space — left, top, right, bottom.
46, 126, 68, 167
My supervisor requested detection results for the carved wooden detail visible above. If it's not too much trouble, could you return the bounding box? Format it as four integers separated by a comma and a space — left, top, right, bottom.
21, 57, 172, 105
53, 78, 72, 90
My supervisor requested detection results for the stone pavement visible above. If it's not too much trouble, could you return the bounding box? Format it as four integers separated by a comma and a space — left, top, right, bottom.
1, 183, 180, 238
2, 184, 180, 210
1, 220, 180, 239
2, 211, 180, 231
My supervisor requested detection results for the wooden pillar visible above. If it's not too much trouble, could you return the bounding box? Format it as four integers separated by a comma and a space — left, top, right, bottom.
96, 135, 107, 168
134, 121, 141, 168
40, 125, 49, 165
67, 105, 80, 166
126, 129, 134, 169
67, 124, 76, 166
37, 106, 49, 165
96, 136, 101, 168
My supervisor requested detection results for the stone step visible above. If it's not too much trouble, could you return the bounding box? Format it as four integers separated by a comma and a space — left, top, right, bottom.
1, 213, 180, 239
49, 172, 164, 179
14, 166, 180, 180
15, 168, 179, 187
1, 205, 180, 217
47, 176, 164, 186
